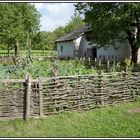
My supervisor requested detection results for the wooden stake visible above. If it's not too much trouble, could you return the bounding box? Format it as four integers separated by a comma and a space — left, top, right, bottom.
107, 60, 110, 70
99, 59, 101, 66
25, 73, 31, 120
99, 71, 104, 106
39, 77, 43, 117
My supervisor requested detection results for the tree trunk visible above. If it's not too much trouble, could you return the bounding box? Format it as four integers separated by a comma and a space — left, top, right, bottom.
125, 27, 139, 64
131, 45, 139, 64
7, 44, 10, 65
7, 44, 10, 57
14, 38, 19, 57
14, 38, 19, 65
26, 33, 32, 63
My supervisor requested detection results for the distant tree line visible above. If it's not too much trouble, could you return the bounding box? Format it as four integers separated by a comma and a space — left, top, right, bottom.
33, 12, 85, 51
0, 3, 84, 53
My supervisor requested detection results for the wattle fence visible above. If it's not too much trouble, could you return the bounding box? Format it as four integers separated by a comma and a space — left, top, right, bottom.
0, 72, 140, 120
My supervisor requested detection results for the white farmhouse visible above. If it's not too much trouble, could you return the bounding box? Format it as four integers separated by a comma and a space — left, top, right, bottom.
55, 25, 139, 62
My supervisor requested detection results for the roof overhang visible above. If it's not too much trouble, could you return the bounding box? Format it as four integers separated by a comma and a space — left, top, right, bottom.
55, 30, 91, 43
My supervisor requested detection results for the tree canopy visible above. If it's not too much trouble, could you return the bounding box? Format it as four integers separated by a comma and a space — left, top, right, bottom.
75, 3, 140, 63
64, 11, 85, 34
0, 4, 84, 53
0, 3, 40, 50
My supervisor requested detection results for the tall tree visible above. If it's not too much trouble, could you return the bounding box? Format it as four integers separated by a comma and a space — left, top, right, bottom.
0, 3, 40, 58
75, 3, 140, 63
65, 11, 85, 34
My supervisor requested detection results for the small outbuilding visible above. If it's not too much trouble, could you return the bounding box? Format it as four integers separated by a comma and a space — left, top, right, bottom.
55, 25, 139, 62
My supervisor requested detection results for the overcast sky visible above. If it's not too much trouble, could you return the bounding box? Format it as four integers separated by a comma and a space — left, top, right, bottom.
33, 3, 76, 32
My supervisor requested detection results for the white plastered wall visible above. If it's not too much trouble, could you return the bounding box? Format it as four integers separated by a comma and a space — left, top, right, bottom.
57, 41, 75, 58
74, 34, 92, 57
97, 40, 131, 61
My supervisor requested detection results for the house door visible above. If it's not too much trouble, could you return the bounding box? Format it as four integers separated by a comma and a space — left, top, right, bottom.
92, 48, 97, 59
87, 48, 97, 59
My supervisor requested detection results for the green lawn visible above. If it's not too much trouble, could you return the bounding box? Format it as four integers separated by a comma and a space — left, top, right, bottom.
0, 50, 57, 57
0, 101, 140, 137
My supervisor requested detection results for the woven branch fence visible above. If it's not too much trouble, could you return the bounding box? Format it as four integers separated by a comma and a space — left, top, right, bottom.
0, 72, 140, 120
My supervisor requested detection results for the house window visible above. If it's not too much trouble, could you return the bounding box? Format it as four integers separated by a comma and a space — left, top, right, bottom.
61, 46, 63, 53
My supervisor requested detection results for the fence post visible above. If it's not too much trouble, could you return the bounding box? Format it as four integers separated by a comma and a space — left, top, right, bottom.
25, 73, 31, 120
125, 65, 128, 77
99, 59, 101, 67
99, 71, 104, 106
39, 77, 43, 117
94, 58, 97, 63
107, 60, 110, 71
124, 66, 129, 102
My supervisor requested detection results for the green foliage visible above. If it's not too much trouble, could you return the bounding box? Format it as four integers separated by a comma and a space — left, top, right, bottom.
75, 3, 140, 63
0, 101, 139, 137
32, 31, 56, 50
34, 11, 85, 51
24, 60, 97, 78
64, 11, 85, 34
0, 44, 7, 50
0, 3, 40, 50
0, 8, 83, 52
0, 56, 139, 79
0, 59, 98, 79
110, 60, 116, 72
54, 11, 84, 38
53, 26, 66, 39
124, 57, 131, 66
75, 3, 140, 46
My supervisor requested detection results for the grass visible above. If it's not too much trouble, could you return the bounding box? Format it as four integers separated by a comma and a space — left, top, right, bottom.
0, 101, 140, 137
0, 50, 57, 57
